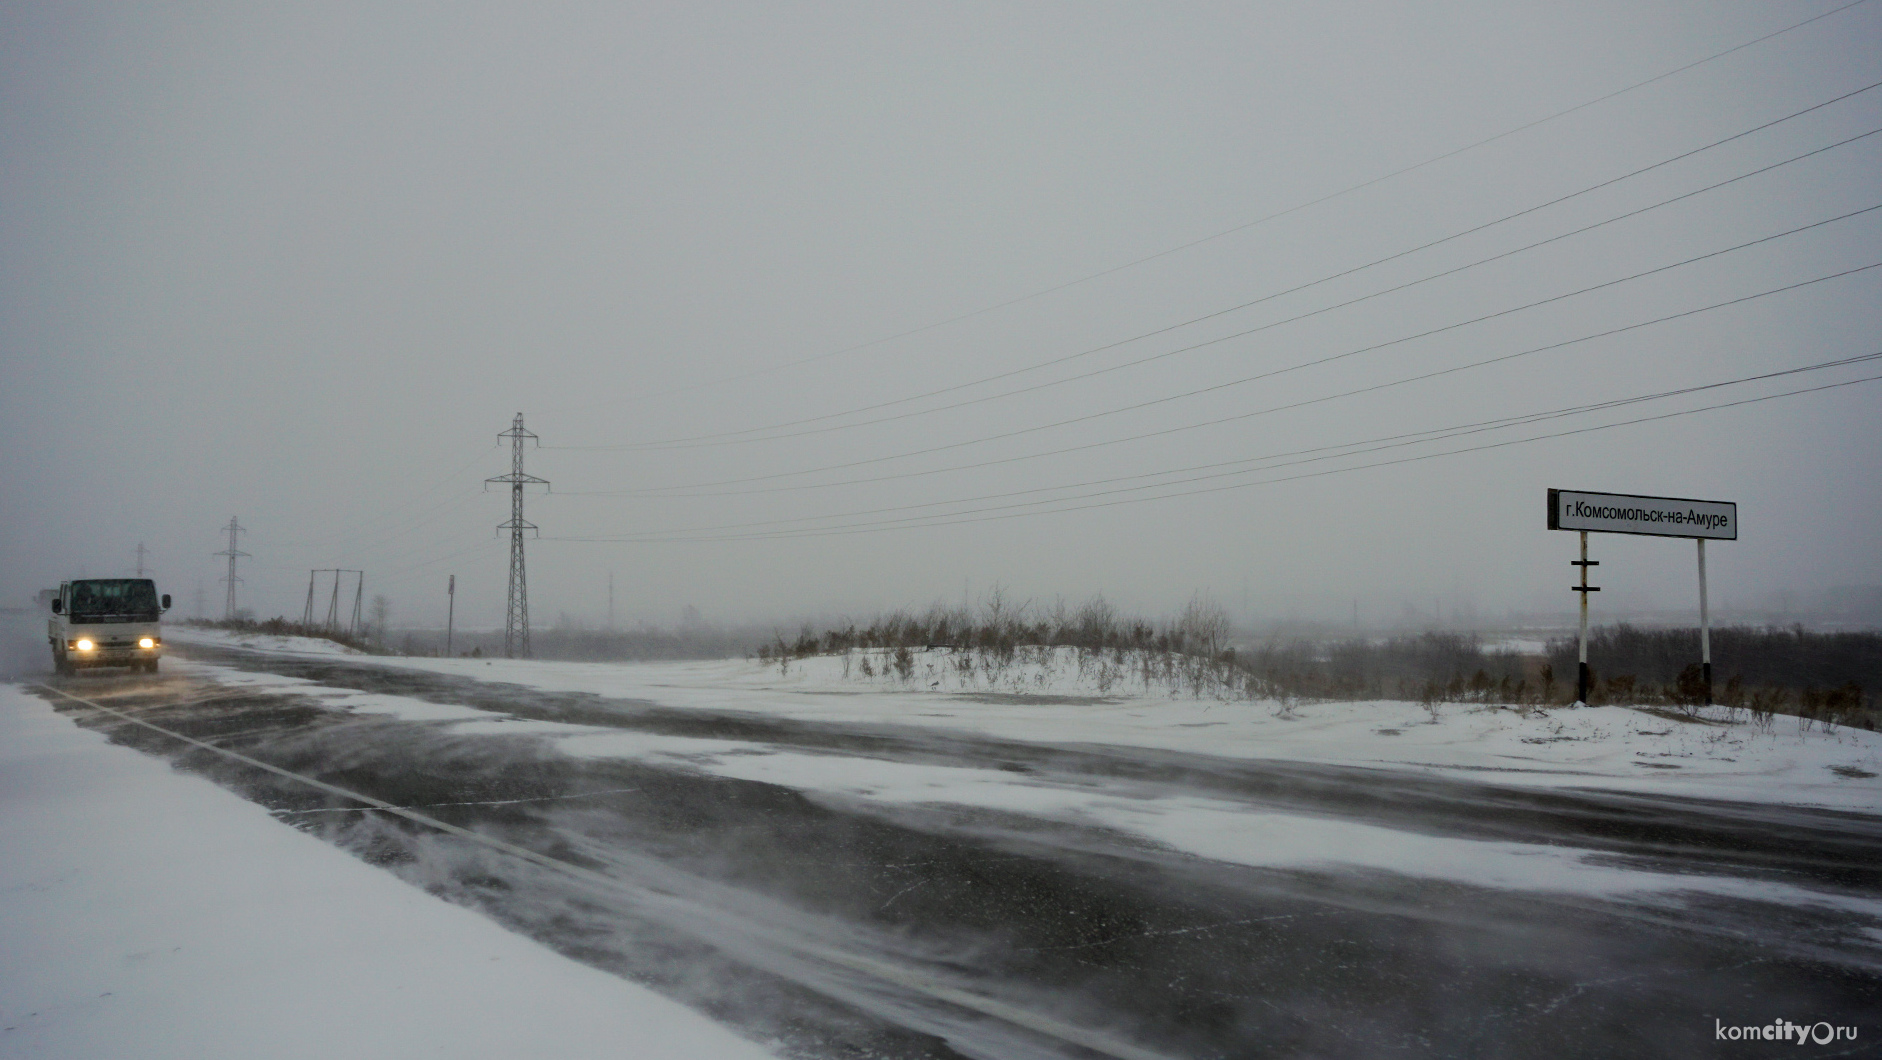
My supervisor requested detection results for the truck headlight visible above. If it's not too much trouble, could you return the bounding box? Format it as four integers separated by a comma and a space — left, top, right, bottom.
75, 638, 95, 651
138, 637, 156, 649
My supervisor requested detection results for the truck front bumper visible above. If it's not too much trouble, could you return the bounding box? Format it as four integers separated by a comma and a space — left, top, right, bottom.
65, 639, 162, 666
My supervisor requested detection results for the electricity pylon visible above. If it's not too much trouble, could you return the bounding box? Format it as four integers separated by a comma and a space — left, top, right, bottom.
214, 517, 249, 619
487, 414, 548, 658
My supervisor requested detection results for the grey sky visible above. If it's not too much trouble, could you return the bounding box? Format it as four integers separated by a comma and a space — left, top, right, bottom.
4, 1, 1879, 630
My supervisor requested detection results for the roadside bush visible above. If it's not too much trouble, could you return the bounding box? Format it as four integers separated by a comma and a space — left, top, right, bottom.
190, 616, 377, 654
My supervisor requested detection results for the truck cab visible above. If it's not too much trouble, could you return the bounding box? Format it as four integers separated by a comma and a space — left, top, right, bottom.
49, 578, 170, 675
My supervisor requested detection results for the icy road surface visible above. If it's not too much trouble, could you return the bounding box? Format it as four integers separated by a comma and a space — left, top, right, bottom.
16, 629, 1882, 1058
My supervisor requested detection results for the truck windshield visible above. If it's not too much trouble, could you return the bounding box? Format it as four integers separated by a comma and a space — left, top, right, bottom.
68, 579, 160, 620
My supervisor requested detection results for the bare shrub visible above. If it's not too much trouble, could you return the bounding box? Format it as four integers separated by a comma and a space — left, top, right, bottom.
1176, 592, 1231, 659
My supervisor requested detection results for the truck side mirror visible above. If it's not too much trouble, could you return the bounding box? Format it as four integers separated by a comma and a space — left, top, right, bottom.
50, 599, 62, 614
161, 594, 171, 610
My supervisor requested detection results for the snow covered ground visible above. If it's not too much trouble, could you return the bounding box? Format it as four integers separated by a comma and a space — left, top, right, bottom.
146, 629, 1882, 919
0, 681, 777, 1060
169, 629, 1882, 814
171, 625, 368, 658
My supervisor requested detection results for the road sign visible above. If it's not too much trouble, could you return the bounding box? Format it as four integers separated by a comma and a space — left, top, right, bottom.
1546, 487, 1737, 706
1548, 489, 1736, 540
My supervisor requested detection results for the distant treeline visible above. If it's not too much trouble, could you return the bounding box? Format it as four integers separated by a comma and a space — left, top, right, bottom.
1544, 624, 1875, 723
1546, 624, 1879, 695
758, 593, 1233, 661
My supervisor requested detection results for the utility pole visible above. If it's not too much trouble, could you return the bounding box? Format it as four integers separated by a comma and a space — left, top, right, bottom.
214, 518, 249, 620
607, 570, 615, 631
488, 414, 548, 659
306, 570, 361, 631
134, 542, 150, 577
446, 574, 456, 656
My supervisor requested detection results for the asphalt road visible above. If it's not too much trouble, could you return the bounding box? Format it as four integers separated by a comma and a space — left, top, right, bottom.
10, 631, 1881, 1058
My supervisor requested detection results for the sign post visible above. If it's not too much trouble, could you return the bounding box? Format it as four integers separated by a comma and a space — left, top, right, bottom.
1573, 531, 1597, 703
1697, 540, 1710, 702
1548, 489, 1737, 706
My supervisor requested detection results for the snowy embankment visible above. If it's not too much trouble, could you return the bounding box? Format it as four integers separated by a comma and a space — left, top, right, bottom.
0, 682, 776, 1060
172, 624, 368, 657
171, 629, 1882, 812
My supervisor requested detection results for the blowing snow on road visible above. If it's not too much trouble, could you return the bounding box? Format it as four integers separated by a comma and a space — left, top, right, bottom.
4, 618, 1877, 1058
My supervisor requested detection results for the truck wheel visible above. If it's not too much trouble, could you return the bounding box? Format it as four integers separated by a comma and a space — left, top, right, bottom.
146, 660, 160, 674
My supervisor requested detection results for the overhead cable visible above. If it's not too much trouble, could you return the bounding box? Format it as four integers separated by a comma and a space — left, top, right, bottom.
559, 263, 1877, 501
544, 0, 1873, 418
580, 118, 1882, 452
548, 372, 1882, 542
548, 351, 1882, 539
579, 207, 1882, 494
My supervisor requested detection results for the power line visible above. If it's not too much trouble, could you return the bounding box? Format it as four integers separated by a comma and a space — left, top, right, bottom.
258, 448, 495, 550
553, 373, 1882, 543
578, 206, 1882, 495
329, 542, 503, 602
374, 540, 504, 586
548, 351, 1882, 540
578, 262, 1878, 502
546, 0, 1873, 417
254, 492, 487, 567
578, 115, 1882, 453
809, 374, 1882, 538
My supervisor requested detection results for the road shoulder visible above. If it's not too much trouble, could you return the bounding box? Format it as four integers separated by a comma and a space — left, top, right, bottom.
0, 681, 776, 1060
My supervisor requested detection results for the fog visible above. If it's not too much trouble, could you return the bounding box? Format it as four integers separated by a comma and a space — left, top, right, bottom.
4, 1, 1879, 634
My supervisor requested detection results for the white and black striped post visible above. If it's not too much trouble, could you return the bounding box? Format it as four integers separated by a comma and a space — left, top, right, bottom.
1697, 539, 1711, 704
1571, 530, 1599, 705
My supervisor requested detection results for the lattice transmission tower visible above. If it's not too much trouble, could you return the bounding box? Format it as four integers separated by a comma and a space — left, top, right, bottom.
214, 517, 249, 619
488, 414, 548, 658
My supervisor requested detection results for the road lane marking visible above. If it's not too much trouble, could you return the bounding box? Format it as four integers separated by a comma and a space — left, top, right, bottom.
271, 787, 643, 814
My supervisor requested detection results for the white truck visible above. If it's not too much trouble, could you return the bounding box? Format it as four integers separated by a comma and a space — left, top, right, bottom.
48, 578, 171, 675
